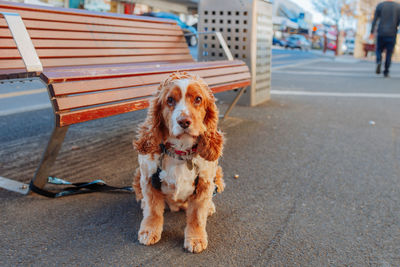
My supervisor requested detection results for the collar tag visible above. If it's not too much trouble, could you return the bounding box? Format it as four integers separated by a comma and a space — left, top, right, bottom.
186, 159, 194, 170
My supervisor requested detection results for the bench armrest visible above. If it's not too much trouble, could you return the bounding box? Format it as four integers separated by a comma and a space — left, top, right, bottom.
0, 12, 43, 72
185, 31, 234, 61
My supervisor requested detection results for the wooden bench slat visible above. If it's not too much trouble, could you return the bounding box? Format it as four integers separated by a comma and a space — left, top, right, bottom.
42, 60, 247, 83
210, 79, 251, 93
2, 54, 194, 69
0, 28, 186, 42
55, 73, 252, 111
0, 4, 180, 30
1, 48, 191, 59
0, 19, 182, 36
56, 79, 251, 127
0, 38, 188, 49
57, 98, 151, 127
51, 65, 250, 96
205, 72, 251, 86
51, 74, 169, 97
55, 84, 158, 111
0, 59, 24, 69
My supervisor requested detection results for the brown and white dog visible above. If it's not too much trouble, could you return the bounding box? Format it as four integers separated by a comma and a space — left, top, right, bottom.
132, 72, 225, 253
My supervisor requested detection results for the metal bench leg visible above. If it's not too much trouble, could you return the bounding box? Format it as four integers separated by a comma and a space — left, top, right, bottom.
30, 126, 69, 190
221, 86, 248, 121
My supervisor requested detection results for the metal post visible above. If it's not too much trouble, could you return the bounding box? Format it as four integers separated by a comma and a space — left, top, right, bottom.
30, 126, 69, 190
0, 12, 43, 72
215, 32, 234, 61
0, 176, 29, 195
221, 86, 248, 121
186, 31, 234, 61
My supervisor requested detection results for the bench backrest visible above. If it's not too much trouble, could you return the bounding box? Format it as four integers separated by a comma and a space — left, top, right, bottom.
0, 1, 193, 73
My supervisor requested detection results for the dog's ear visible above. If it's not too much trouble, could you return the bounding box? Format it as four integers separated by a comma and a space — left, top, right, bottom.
203, 92, 218, 132
133, 90, 166, 155
197, 84, 224, 161
197, 129, 224, 162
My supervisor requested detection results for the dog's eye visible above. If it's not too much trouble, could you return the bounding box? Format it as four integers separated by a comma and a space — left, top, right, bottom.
167, 97, 175, 106
194, 96, 202, 105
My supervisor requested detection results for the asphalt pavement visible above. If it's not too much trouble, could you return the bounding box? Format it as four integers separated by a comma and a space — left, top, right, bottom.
1, 51, 400, 266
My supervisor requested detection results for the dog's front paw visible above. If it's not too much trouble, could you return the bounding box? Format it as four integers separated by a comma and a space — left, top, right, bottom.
138, 228, 161, 245
184, 237, 208, 253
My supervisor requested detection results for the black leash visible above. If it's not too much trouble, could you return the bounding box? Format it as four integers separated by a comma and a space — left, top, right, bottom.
29, 177, 133, 198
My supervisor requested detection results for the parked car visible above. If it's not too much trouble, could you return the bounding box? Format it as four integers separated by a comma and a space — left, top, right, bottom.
312, 39, 323, 49
342, 38, 355, 54
285, 34, 311, 51
143, 12, 198, 46
273, 36, 286, 47
327, 41, 337, 51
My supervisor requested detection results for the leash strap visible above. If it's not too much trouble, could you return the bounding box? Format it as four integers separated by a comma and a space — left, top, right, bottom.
29, 177, 133, 198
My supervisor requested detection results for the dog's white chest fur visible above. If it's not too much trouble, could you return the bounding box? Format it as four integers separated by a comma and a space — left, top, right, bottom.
138, 153, 199, 202
138, 153, 218, 203
159, 157, 198, 201
159, 135, 198, 201
138, 136, 218, 204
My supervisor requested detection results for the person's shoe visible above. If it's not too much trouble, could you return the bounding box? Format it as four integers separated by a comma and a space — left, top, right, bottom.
384, 72, 389, 78
376, 63, 381, 74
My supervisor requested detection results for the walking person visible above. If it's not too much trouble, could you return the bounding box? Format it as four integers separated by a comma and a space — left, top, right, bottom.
369, 0, 400, 77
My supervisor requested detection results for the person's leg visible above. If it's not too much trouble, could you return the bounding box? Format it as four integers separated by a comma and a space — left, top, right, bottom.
384, 36, 396, 77
376, 36, 384, 74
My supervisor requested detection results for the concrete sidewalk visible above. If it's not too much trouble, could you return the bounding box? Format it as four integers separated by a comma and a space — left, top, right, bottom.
1, 58, 400, 266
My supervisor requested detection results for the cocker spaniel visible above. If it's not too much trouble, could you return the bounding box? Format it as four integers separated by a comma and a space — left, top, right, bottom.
133, 72, 225, 253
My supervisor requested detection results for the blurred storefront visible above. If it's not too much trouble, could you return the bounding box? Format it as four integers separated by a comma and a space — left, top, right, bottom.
6, 0, 199, 36
6, 0, 198, 14
271, 0, 313, 39
272, 16, 298, 39
109, 0, 198, 15
21, 0, 65, 7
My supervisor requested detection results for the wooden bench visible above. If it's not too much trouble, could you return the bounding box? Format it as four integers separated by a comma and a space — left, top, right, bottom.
0, 1, 251, 195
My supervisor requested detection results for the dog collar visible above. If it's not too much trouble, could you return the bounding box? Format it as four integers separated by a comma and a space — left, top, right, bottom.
162, 143, 198, 160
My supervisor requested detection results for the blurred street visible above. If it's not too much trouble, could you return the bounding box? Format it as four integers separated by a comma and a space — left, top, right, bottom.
1, 54, 400, 265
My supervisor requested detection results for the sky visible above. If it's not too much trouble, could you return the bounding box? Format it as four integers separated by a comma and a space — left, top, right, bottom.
295, 0, 325, 23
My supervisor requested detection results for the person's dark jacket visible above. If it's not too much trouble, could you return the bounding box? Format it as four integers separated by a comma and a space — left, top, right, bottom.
371, 1, 400, 37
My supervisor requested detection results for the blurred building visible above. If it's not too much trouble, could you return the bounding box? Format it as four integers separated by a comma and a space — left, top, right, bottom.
108, 0, 198, 15
354, 0, 400, 61
6, 0, 199, 33
271, 0, 313, 39
6, 0, 198, 14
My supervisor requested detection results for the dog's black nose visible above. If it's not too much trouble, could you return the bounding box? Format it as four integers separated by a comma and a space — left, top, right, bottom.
178, 118, 191, 129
